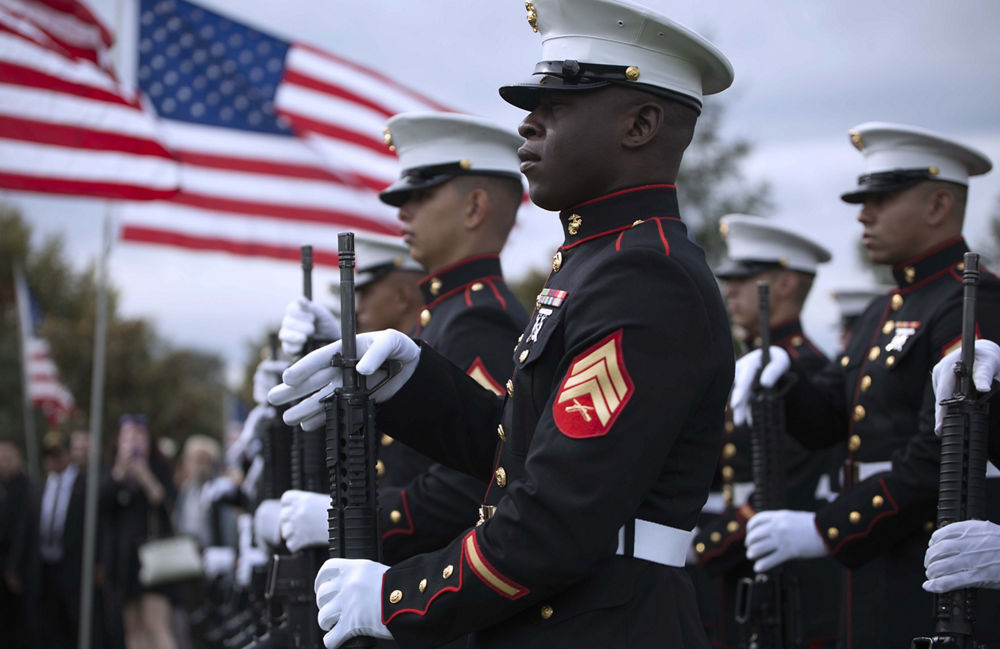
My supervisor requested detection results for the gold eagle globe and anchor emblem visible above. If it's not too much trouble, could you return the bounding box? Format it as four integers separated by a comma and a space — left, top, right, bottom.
525, 1, 538, 32
567, 213, 582, 235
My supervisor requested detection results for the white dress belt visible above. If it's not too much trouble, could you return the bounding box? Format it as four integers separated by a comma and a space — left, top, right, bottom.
701, 481, 755, 515
615, 519, 694, 568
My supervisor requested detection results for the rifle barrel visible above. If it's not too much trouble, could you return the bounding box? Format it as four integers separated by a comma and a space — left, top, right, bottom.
302, 245, 313, 301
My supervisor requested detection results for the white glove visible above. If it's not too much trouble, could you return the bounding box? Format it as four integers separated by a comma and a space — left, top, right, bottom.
203, 546, 236, 579
924, 520, 1000, 592
745, 510, 827, 573
236, 546, 270, 587
235, 512, 268, 587
254, 499, 283, 548
269, 329, 420, 431
315, 558, 392, 648
200, 476, 238, 509
254, 359, 290, 405
226, 404, 275, 467
730, 346, 791, 426
280, 490, 332, 553
240, 456, 264, 503
932, 339, 1000, 435
279, 297, 342, 356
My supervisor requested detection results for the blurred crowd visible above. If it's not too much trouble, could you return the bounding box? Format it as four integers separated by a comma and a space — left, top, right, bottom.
0, 415, 246, 649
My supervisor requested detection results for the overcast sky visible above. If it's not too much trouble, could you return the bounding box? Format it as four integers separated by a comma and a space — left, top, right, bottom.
7, 0, 1000, 387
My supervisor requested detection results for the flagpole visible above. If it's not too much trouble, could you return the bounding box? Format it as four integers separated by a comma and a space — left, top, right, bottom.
78, 203, 112, 649
79, 0, 130, 645
12, 264, 39, 479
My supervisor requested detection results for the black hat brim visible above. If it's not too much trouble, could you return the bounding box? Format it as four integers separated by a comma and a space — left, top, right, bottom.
500, 70, 703, 114
715, 258, 788, 280
379, 173, 458, 208
499, 76, 613, 111
354, 263, 400, 290
840, 173, 934, 204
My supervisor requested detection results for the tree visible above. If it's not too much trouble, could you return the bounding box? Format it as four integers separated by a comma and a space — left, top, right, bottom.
677, 99, 773, 265
0, 207, 226, 470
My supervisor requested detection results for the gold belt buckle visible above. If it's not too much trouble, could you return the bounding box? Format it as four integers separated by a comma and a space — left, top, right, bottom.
476, 505, 497, 526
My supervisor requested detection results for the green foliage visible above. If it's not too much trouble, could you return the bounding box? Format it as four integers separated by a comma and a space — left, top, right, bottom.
0, 207, 226, 470
677, 100, 773, 265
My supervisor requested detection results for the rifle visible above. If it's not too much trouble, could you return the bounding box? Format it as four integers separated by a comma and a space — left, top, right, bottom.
912, 252, 992, 649
735, 281, 802, 649
321, 232, 384, 648
244, 248, 325, 649
220, 333, 297, 649
240, 334, 297, 649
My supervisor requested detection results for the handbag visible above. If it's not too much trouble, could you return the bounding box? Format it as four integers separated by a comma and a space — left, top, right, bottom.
138, 505, 204, 587
138, 535, 204, 586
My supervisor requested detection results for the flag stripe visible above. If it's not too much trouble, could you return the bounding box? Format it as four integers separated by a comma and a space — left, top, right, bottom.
0, 27, 121, 95
276, 83, 391, 149
0, 171, 175, 199
174, 147, 388, 192
17, 0, 112, 49
290, 42, 451, 113
121, 225, 341, 266
0, 0, 178, 200
275, 106, 394, 158
170, 192, 400, 234
116, 202, 403, 249
281, 68, 396, 120
0, 139, 177, 186
0, 84, 162, 140
0, 59, 131, 106
0, 115, 171, 156
1, 0, 110, 67
176, 148, 347, 182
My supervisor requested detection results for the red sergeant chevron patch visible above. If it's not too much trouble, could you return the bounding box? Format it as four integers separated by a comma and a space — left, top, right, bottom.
467, 357, 504, 396
553, 330, 634, 438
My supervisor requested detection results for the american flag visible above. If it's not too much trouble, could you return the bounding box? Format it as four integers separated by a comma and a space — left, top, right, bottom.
119, 0, 450, 265
0, 0, 178, 199
14, 267, 75, 427
1, 0, 452, 265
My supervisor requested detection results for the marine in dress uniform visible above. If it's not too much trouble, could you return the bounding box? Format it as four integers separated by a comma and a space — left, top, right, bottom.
272, 1, 737, 647
374, 113, 529, 565
693, 215, 840, 648
739, 123, 1000, 648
